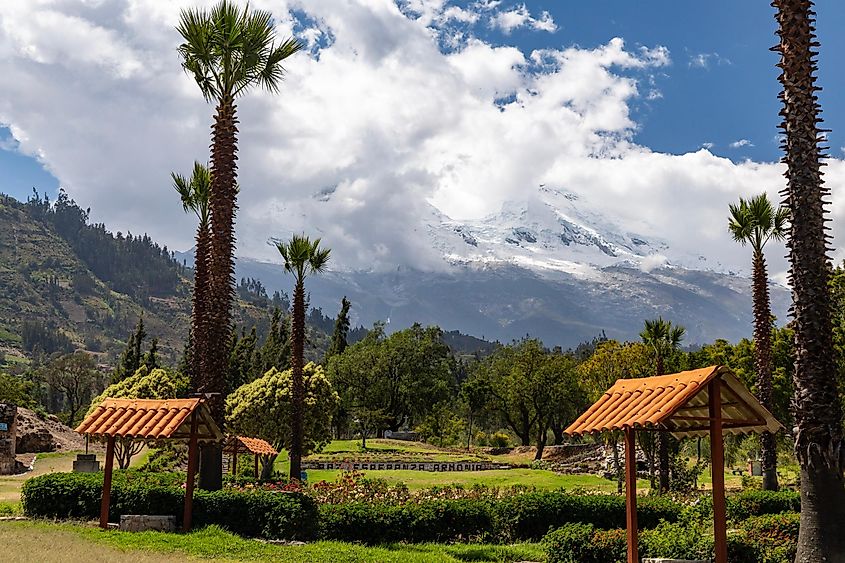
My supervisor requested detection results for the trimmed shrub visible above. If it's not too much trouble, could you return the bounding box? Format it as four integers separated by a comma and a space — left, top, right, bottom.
319, 499, 493, 544
640, 521, 713, 560
726, 490, 800, 521
21, 472, 317, 540
543, 523, 625, 563
493, 492, 681, 541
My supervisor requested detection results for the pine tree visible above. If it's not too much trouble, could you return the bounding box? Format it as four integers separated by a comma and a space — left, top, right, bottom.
258, 308, 290, 374
326, 297, 351, 361
112, 316, 147, 384
142, 338, 159, 371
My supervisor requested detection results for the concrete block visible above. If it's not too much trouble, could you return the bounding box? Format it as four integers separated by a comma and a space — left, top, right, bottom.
119, 515, 176, 533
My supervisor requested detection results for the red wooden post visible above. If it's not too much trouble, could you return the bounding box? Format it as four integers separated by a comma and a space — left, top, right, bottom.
254, 453, 259, 479
183, 411, 199, 533
624, 427, 639, 563
709, 377, 728, 563
99, 435, 116, 529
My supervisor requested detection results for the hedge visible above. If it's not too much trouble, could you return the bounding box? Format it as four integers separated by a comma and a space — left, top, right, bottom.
21, 473, 317, 540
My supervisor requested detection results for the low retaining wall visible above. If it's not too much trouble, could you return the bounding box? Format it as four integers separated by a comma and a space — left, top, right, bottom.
303, 461, 512, 472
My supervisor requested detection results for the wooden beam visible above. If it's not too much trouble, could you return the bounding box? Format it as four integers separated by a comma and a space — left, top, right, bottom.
674, 401, 739, 412
254, 454, 259, 479
183, 411, 199, 533
624, 427, 638, 563
709, 377, 728, 563
99, 435, 116, 530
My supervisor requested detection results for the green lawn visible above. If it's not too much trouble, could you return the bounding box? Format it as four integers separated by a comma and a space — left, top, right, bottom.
0, 521, 546, 563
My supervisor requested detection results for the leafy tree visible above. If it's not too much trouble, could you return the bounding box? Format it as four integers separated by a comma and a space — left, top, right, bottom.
89, 366, 189, 469
416, 401, 464, 447
326, 296, 352, 361
474, 339, 585, 459
773, 1, 845, 557
460, 375, 490, 450
226, 363, 338, 478
177, 1, 303, 490
640, 317, 685, 494
328, 323, 456, 444
173, 162, 211, 391
0, 372, 35, 408
41, 352, 101, 427
728, 193, 788, 490
275, 234, 331, 480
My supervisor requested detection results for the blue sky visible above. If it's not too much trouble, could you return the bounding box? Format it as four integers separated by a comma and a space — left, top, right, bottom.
1, 0, 844, 273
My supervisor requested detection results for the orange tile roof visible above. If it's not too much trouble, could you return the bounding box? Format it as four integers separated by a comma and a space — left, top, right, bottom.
565, 365, 783, 438
76, 398, 224, 442
223, 436, 278, 456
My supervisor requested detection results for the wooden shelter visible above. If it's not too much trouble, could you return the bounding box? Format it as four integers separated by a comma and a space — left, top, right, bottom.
222, 435, 278, 478
565, 365, 782, 563
76, 398, 224, 532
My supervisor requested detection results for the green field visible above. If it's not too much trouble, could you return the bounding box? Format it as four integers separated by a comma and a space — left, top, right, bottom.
0, 521, 546, 563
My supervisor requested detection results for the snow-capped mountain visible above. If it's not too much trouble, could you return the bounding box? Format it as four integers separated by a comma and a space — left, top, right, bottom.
179, 185, 790, 348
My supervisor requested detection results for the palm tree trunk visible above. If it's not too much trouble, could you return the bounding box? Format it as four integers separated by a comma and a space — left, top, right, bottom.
199, 95, 239, 491
289, 277, 306, 480
773, 1, 845, 559
191, 222, 211, 386
751, 250, 779, 491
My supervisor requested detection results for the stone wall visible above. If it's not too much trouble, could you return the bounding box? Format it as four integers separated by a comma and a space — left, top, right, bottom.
0, 403, 17, 475
303, 461, 512, 472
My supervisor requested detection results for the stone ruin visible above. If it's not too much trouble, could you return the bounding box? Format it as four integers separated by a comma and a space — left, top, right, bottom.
0, 403, 17, 475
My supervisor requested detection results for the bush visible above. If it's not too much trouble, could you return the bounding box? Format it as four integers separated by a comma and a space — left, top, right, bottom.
726, 490, 800, 521
640, 521, 713, 560
728, 512, 799, 563
544, 523, 626, 563
493, 491, 681, 541
21, 472, 317, 540
319, 499, 493, 544
489, 432, 510, 448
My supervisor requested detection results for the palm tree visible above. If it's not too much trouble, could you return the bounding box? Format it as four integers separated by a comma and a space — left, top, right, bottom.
276, 234, 331, 480
772, 1, 845, 558
728, 194, 788, 491
173, 162, 211, 388
640, 317, 685, 494
177, 1, 302, 490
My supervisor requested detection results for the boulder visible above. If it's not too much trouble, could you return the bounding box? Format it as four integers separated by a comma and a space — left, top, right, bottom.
16, 428, 56, 454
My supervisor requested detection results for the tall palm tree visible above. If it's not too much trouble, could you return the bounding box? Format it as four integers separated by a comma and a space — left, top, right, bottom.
772, 1, 845, 558
276, 234, 331, 480
728, 194, 788, 491
177, 1, 302, 490
173, 162, 211, 388
640, 317, 685, 493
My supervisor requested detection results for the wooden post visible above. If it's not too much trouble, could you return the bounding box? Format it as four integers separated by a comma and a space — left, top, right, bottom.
624, 427, 638, 563
99, 435, 116, 530
709, 377, 728, 563
183, 411, 199, 533
232, 451, 238, 476
254, 453, 259, 479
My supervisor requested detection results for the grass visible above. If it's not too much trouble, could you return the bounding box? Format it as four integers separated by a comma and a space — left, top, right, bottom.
0, 521, 546, 562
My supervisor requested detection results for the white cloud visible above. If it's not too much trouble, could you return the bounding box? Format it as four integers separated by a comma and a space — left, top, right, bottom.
701, 142, 714, 150
0, 0, 844, 277
730, 139, 754, 148
488, 3, 557, 34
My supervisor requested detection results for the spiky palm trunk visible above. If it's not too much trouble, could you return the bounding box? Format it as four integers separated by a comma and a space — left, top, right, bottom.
289, 277, 306, 480
191, 220, 211, 387
773, 1, 845, 559
751, 250, 779, 490
199, 95, 238, 491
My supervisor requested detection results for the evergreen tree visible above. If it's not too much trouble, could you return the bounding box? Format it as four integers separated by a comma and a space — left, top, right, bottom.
326, 297, 351, 361
112, 316, 147, 384
258, 308, 290, 374
142, 337, 159, 371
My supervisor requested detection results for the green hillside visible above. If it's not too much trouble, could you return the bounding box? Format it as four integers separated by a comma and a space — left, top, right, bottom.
0, 192, 327, 368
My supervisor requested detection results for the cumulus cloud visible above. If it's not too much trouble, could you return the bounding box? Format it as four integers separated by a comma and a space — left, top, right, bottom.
488, 3, 557, 34
0, 0, 844, 278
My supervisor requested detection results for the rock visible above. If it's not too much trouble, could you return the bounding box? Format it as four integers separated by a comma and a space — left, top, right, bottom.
14, 407, 87, 453
119, 515, 176, 533
16, 429, 56, 454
